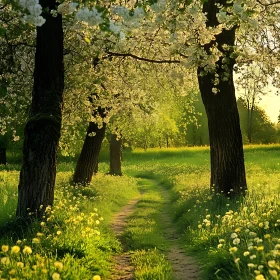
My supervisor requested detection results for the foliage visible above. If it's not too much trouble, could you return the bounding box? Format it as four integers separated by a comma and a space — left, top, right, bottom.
0, 170, 139, 279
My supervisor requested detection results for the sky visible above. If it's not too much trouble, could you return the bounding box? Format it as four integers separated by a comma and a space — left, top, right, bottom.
258, 94, 280, 123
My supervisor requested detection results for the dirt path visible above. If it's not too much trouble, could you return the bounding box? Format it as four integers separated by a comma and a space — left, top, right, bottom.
159, 186, 200, 280
109, 180, 200, 280
109, 197, 141, 280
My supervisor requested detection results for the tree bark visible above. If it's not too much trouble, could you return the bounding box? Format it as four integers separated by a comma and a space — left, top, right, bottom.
73, 108, 107, 185
0, 147, 6, 165
197, 0, 247, 197
109, 133, 122, 176
16, 0, 64, 218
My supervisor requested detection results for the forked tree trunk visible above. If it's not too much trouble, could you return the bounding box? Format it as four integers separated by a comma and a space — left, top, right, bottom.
16, 0, 64, 218
0, 147, 6, 165
73, 113, 107, 185
109, 133, 122, 176
198, 0, 247, 197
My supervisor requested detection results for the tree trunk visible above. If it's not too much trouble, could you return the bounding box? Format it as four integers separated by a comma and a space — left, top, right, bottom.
109, 133, 122, 176
16, 0, 64, 218
0, 147, 6, 165
197, 0, 247, 197
73, 116, 107, 185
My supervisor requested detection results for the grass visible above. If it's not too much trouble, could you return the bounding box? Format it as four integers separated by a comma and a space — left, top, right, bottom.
0, 144, 280, 279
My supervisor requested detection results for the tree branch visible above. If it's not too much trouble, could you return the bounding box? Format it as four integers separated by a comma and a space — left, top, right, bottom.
106, 51, 180, 64
256, 0, 280, 6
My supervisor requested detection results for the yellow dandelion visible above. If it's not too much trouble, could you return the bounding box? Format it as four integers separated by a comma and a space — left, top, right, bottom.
1, 257, 10, 265
17, 262, 24, 268
268, 260, 275, 268
93, 275, 101, 280
54, 261, 63, 271
257, 246, 264, 251
255, 275, 265, 280
37, 232, 44, 237
9, 269, 16, 275
269, 270, 278, 278
11, 246, 20, 254
1, 245, 9, 253
23, 246, 32, 254
56, 231, 62, 236
264, 234, 271, 239
40, 222, 45, 227
32, 238, 40, 244
52, 272, 60, 280
229, 247, 238, 253
243, 251, 250, 256
42, 268, 48, 274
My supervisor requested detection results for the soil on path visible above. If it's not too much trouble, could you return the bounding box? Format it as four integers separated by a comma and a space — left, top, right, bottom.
109, 197, 141, 280
109, 180, 200, 280
159, 185, 200, 280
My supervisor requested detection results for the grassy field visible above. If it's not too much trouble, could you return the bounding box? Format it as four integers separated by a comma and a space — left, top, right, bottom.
0, 145, 280, 279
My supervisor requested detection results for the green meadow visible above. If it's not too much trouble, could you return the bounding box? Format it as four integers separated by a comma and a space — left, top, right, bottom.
0, 145, 280, 279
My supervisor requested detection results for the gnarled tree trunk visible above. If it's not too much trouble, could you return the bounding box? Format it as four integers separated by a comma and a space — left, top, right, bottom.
73, 107, 107, 185
109, 133, 122, 176
16, 0, 64, 218
197, 0, 247, 197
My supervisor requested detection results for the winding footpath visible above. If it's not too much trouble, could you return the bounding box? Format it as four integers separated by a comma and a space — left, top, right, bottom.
109, 179, 200, 280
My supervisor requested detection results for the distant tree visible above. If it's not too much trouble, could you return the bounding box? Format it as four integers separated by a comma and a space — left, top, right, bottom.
238, 98, 277, 144
235, 63, 269, 143
109, 133, 122, 176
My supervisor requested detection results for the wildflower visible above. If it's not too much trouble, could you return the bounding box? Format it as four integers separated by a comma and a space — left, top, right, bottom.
54, 261, 63, 270
234, 258, 240, 263
255, 275, 265, 280
1, 257, 10, 265
32, 238, 40, 244
40, 222, 45, 227
17, 262, 24, 268
243, 251, 250, 256
9, 269, 16, 275
247, 263, 256, 268
37, 232, 44, 237
269, 270, 278, 278
42, 268, 48, 274
219, 239, 225, 243
11, 246, 20, 254
264, 234, 271, 239
250, 254, 256, 260
52, 272, 60, 280
257, 246, 264, 251
217, 244, 223, 249
1, 245, 9, 253
56, 231, 62, 236
23, 246, 32, 254
233, 238, 240, 245
268, 260, 275, 268
95, 220, 100, 225
93, 276, 101, 280
16, 240, 22, 245
198, 224, 202, 229
231, 233, 238, 239
229, 247, 238, 253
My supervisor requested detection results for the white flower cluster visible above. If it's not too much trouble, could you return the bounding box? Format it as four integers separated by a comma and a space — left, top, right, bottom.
76, 7, 103, 26
150, 0, 166, 13
19, 0, 45, 26
57, 2, 78, 15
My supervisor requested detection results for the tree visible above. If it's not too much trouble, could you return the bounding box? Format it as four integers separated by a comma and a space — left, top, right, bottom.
235, 63, 269, 143
109, 133, 122, 176
16, 0, 64, 218
197, 0, 247, 196
72, 105, 107, 185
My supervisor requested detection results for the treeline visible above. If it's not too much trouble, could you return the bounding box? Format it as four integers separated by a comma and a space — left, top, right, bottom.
128, 95, 279, 149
